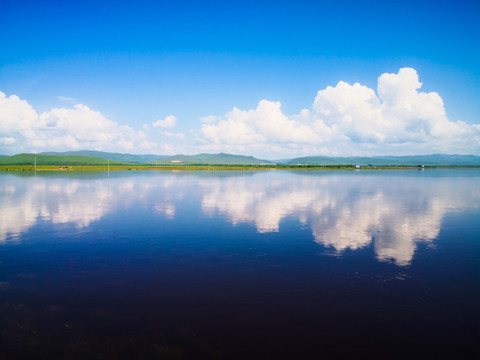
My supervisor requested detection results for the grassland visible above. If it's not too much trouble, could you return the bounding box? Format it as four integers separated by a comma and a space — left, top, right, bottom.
0, 153, 356, 170
0, 164, 443, 172
1, 153, 477, 171
0, 153, 130, 166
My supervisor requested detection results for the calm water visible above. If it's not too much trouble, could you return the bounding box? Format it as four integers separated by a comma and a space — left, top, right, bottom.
1, 169, 479, 359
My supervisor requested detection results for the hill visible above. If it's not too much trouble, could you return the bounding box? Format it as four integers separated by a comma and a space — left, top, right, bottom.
0, 153, 129, 166
38, 151, 273, 165
0, 152, 273, 166
160, 153, 273, 165
285, 154, 480, 166
40, 150, 168, 163
1, 152, 479, 167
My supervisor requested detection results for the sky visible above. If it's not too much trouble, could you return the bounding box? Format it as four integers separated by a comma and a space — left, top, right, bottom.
1, 0, 479, 158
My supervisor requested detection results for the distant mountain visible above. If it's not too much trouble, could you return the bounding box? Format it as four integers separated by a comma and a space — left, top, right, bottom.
1, 151, 479, 166
1, 151, 273, 166
161, 153, 274, 165
0, 153, 129, 166
286, 154, 480, 166
40, 150, 168, 163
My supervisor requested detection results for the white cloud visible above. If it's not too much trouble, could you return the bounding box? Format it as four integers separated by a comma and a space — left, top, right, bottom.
146, 115, 186, 140
200, 101, 321, 147
200, 115, 219, 123
0, 92, 38, 140
0, 137, 15, 145
199, 68, 480, 156
152, 115, 176, 129
1, 68, 479, 156
163, 131, 185, 140
56, 96, 76, 102
0, 91, 161, 153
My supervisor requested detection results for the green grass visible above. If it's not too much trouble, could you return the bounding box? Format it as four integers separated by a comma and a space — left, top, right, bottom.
37, 151, 273, 165
2, 153, 477, 171
3, 152, 478, 167
40, 150, 168, 163
0, 153, 132, 166
286, 154, 480, 166
152, 153, 273, 165
1, 164, 441, 172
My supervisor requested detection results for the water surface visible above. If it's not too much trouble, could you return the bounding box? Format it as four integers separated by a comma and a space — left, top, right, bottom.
1, 169, 479, 358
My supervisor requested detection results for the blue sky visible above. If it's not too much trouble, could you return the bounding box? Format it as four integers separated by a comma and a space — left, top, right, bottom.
1, 0, 479, 157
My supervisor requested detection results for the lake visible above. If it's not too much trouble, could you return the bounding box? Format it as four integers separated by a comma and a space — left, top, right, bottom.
1, 169, 479, 358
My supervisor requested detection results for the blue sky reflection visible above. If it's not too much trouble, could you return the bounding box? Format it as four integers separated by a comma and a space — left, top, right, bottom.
1, 170, 479, 266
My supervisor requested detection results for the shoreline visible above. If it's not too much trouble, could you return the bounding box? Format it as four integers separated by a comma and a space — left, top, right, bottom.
1, 165, 478, 171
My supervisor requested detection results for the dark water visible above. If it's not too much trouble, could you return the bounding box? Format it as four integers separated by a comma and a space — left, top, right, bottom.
1, 169, 479, 359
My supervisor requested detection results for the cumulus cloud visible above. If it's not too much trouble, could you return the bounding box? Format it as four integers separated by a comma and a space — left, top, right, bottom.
147, 114, 186, 140
0, 92, 38, 140
56, 96, 76, 102
163, 131, 185, 140
152, 115, 177, 129
0, 91, 158, 153
199, 68, 480, 156
1, 68, 479, 156
0, 137, 15, 145
200, 115, 220, 123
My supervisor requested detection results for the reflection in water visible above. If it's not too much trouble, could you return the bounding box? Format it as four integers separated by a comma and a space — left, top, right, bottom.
200, 171, 480, 265
0, 173, 182, 243
1, 170, 479, 265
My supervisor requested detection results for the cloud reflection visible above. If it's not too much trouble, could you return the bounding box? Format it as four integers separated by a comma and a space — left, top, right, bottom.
1, 171, 479, 266
200, 171, 480, 266
0, 173, 180, 243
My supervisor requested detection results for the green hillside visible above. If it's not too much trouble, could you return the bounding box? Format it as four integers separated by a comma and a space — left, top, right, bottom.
40, 150, 168, 163
286, 154, 480, 166
2, 152, 479, 167
1, 152, 272, 166
161, 153, 274, 165
0, 153, 129, 166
